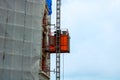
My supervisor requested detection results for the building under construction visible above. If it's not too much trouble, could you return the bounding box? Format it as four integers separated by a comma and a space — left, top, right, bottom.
0, 0, 70, 80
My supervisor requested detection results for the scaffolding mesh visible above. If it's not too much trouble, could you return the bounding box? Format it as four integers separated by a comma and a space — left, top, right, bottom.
0, 0, 45, 80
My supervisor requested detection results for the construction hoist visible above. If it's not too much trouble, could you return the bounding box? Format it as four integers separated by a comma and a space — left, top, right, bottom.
49, 0, 70, 80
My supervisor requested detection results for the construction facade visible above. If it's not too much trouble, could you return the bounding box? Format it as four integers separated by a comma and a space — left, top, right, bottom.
0, 0, 51, 80
0, 0, 70, 80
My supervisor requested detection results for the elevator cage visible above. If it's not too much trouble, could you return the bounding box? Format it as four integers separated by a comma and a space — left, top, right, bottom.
49, 29, 70, 53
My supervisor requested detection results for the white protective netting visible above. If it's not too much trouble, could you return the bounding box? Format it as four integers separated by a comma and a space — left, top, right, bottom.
0, 0, 45, 80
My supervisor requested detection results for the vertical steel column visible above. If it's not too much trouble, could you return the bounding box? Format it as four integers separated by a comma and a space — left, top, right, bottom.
56, 0, 61, 80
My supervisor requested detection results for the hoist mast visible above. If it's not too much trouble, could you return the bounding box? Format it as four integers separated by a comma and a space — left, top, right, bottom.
56, 0, 61, 80
49, 0, 70, 80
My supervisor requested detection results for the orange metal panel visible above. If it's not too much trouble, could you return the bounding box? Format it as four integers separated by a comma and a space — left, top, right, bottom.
49, 36, 56, 53
49, 34, 70, 53
49, 46, 56, 53
60, 35, 69, 53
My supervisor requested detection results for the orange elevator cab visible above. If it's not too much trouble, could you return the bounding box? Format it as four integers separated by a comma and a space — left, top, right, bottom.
49, 29, 70, 53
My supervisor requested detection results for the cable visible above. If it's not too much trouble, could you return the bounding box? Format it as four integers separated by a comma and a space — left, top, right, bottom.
62, 54, 64, 80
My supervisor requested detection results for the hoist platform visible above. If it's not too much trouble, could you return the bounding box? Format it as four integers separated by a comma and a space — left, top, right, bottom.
49, 29, 70, 53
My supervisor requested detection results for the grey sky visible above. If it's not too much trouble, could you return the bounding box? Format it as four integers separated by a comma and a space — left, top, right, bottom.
51, 0, 120, 80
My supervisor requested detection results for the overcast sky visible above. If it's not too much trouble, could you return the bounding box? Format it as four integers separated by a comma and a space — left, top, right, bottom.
51, 0, 120, 80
